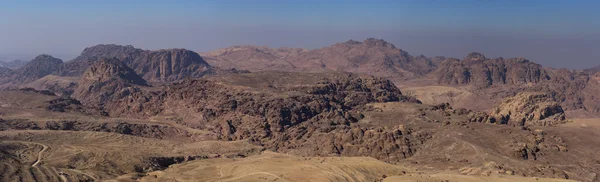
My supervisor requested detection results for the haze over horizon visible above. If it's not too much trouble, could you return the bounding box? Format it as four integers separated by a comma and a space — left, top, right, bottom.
1, 0, 598, 69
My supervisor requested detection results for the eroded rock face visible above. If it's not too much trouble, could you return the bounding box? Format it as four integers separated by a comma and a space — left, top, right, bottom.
434, 53, 549, 87
125, 49, 211, 82
58, 44, 213, 82
490, 92, 567, 126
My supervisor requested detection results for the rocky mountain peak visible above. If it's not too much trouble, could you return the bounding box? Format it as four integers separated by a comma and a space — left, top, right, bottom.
363, 38, 396, 49
81, 58, 148, 86
80, 44, 142, 58
465, 52, 486, 61
15, 54, 64, 83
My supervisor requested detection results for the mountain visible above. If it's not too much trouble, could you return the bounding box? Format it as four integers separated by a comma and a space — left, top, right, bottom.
15, 54, 64, 83
0, 54, 64, 86
0, 60, 28, 69
58, 44, 214, 82
584, 65, 600, 74
201, 38, 439, 83
73, 58, 151, 111
200, 45, 305, 71
433, 52, 549, 88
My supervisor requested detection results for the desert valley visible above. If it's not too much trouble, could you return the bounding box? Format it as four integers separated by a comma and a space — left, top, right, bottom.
0, 38, 599, 182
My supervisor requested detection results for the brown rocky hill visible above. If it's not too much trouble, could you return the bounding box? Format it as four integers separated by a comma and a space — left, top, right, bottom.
0, 54, 64, 86
72, 58, 152, 113
433, 52, 549, 87
200, 45, 306, 71
58, 44, 215, 82
200, 38, 439, 82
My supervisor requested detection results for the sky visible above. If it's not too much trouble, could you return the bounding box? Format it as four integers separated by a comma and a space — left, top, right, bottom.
0, 0, 599, 69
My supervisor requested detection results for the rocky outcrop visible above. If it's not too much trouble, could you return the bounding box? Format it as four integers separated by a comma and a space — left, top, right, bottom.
125, 49, 212, 82
58, 44, 214, 82
489, 92, 567, 126
72, 58, 155, 113
434, 53, 549, 87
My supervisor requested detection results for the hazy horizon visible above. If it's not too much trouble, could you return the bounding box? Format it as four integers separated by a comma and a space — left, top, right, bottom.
1, 0, 599, 69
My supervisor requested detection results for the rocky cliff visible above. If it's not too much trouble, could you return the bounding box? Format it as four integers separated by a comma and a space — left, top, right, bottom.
58, 44, 213, 82
434, 53, 549, 87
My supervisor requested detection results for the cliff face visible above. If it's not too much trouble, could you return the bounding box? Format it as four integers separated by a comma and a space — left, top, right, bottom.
434, 53, 549, 87
124, 49, 211, 82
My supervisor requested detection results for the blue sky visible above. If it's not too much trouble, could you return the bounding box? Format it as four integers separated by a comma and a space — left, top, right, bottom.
1, 0, 599, 68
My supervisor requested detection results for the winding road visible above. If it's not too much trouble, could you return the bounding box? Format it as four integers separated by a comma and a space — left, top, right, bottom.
32, 143, 49, 167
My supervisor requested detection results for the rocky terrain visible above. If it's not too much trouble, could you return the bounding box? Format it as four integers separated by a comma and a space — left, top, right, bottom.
201, 39, 600, 118
1, 39, 600, 181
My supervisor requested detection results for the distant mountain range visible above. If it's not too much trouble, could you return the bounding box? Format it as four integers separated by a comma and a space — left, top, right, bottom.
0, 60, 28, 69
1, 38, 599, 117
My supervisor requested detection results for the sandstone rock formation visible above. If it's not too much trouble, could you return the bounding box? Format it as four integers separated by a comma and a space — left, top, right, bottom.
489, 92, 567, 126
72, 58, 154, 113
434, 53, 549, 87
58, 44, 215, 82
